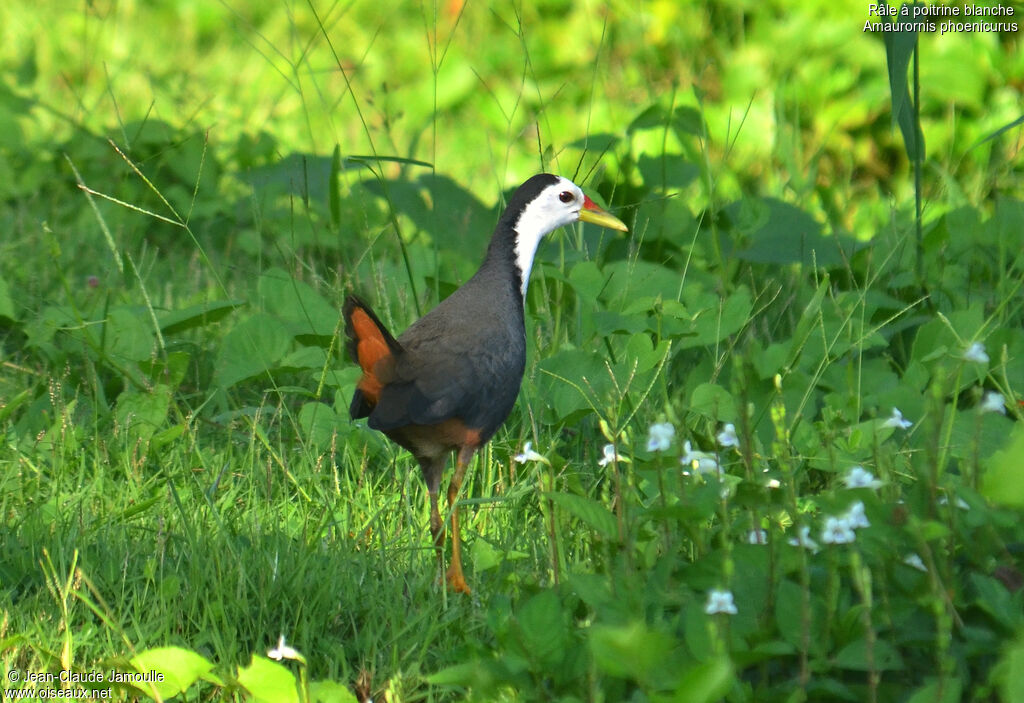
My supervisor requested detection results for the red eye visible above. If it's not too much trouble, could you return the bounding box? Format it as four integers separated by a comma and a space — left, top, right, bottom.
558, 191, 574, 203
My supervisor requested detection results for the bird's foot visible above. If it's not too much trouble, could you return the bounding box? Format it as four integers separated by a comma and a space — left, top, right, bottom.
445, 562, 471, 594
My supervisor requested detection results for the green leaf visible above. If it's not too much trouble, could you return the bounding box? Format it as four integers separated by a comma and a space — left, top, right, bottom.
128, 646, 222, 698
537, 349, 610, 422
545, 492, 618, 539
0, 274, 15, 320
906, 677, 962, 703
970, 573, 1024, 630
159, 300, 245, 335
589, 620, 673, 681
992, 634, 1024, 703
834, 637, 904, 671
882, 4, 925, 162
213, 313, 293, 389
689, 384, 737, 422
981, 424, 1024, 508
329, 143, 342, 227
426, 661, 493, 688
968, 113, 1024, 151
137, 350, 191, 391
627, 103, 669, 133
280, 346, 329, 371
237, 656, 300, 703
601, 260, 684, 304
514, 590, 567, 668
310, 679, 359, 703
673, 106, 706, 137
258, 268, 339, 339
729, 199, 861, 267
654, 657, 734, 703
774, 580, 827, 656
567, 260, 607, 303
114, 384, 172, 444
105, 307, 157, 362
299, 402, 341, 450
637, 153, 699, 191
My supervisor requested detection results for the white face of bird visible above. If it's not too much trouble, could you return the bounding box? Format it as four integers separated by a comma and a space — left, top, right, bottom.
512, 176, 628, 296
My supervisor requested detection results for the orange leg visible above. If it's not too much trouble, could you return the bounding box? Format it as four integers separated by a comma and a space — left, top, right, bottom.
445, 452, 472, 593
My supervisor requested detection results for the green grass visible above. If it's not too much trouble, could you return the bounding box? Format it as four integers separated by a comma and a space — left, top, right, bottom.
2, 1, 1023, 701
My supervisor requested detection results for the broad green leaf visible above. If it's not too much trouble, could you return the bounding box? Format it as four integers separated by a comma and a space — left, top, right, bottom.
906, 677, 962, 703
627, 103, 670, 133
567, 260, 607, 303
299, 402, 341, 450
105, 307, 156, 361
310, 679, 359, 703
545, 492, 618, 539
993, 634, 1024, 703
589, 620, 673, 681
567, 573, 613, 610
138, 350, 191, 391
729, 199, 860, 267
213, 313, 292, 389
237, 656, 300, 703
280, 346, 329, 371
774, 580, 827, 657
601, 260, 684, 305
514, 590, 566, 668
258, 268, 339, 339
537, 348, 611, 423
114, 384, 172, 444
834, 637, 904, 671
637, 153, 699, 191
654, 656, 734, 703
128, 646, 221, 698
981, 424, 1024, 508
689, 384, 737, 422
159, 300, 245, 335
426, 661, 493, 688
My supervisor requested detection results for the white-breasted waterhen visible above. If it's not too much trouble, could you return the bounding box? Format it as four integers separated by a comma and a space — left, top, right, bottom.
344, 173, 628, 593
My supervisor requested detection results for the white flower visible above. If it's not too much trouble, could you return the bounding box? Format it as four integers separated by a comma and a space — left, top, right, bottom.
787, 525, 820, 553
843, 466, 882, 490
716, 423, 739, 448
938, 494, 970, 510
514, 441, 548, 464
747, 529, 767, 544
963, 342, 989, 364
903, 553, 927, 572
680, 441, 719, 475
646, 422, 676, 452
267, 635, 301, 662
980, 391, 1006, 415
598, 443, 621, 467
881, 408, 913, 430
821, 516, 856, 544
844, 501, 870, 529
704, 589, 738, 615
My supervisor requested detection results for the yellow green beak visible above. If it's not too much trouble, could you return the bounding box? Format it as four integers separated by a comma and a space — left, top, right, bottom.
579, 195, 628, 232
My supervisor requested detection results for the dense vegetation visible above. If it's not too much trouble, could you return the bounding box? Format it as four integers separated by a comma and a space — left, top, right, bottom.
1, 1, 1022, 701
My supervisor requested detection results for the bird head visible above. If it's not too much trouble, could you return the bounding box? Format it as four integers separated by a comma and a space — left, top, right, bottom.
509, 174, 628, 295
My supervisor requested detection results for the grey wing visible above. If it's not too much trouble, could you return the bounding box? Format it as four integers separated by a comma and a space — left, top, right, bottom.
369, 326, 523, 433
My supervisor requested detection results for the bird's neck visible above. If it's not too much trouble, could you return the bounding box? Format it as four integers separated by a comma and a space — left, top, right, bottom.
485, 215, 548, 299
